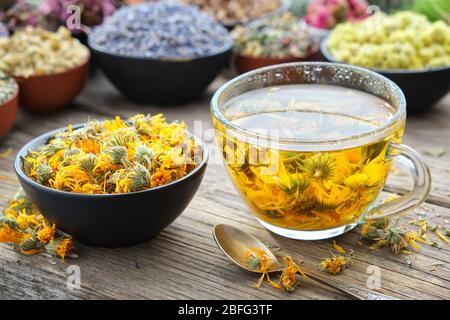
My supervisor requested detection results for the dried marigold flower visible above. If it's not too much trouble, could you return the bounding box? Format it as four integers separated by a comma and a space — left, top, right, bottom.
24, 114, 199, 194
321, 251, 353, 275
0, 188, 75, 260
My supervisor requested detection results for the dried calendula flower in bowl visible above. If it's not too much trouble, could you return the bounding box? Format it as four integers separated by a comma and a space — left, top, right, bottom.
14, 113, 207, 246
23, 114, 200, 193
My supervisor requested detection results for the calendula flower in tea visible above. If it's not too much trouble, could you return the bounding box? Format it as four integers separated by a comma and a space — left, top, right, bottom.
23, 114, 201, 194
0, 188, 75, 260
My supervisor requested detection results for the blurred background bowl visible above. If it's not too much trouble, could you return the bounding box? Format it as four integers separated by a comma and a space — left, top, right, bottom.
14, 61, 89, 113
222, 0, 292, 29
320, 38, 450, 114
14, 125, 208, 247
0, 90, 18, 139
234, 45, 320, 74
89, 42, 232, 105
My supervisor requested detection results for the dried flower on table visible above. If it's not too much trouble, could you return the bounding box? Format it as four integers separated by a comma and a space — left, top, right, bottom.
321, 251, 353, 275
245, 247, 307, 292
359, 217, 448, 254
321, 240, 353, 275
0, 188, 75, 260
23, 114, 201, 194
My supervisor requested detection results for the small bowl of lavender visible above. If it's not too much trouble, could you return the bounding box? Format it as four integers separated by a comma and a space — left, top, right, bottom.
88, 2, 233, 105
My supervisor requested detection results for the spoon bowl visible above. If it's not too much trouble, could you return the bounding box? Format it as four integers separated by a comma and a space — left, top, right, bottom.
213, 224, 283, 273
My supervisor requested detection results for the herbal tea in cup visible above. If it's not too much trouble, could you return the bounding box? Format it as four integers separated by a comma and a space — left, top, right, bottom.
211, 63, 431, 240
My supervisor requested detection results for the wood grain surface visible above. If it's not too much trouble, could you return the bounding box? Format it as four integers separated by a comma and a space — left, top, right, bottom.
0, 73, 449, 300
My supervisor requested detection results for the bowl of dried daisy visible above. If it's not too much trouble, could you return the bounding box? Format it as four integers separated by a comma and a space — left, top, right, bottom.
0, 26, 90, 113
14, 114, 208, 247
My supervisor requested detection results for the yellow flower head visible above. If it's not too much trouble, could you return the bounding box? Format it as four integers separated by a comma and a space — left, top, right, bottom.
321, 251, 353, 275
0, 225, 24, 244
37, 225, 56, 243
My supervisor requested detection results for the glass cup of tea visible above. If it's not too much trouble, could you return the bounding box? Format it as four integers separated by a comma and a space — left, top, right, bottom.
211, 62, 431, 240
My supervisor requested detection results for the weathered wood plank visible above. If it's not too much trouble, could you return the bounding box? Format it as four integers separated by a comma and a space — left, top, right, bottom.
0, 73, 449, 300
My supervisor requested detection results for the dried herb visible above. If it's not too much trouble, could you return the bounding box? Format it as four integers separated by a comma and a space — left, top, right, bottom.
0, 71, 18, 105
24, 114, 200, 194
245, 247, 307, 292
321, 252, 353, 275
360, 217, 448, 254
321, 241, 353, 275
0, 26, 89, 77
0, 188, 75, 260
231, 12, 315, 59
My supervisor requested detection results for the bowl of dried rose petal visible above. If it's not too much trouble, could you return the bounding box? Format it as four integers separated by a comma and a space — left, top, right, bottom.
0, 26, 90, 113
14, 114, 208, 246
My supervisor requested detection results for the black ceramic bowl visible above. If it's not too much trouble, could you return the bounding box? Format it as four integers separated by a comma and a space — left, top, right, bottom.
321, 39, 450, 113
88, 39, 233, 105
14, 125, 208, 247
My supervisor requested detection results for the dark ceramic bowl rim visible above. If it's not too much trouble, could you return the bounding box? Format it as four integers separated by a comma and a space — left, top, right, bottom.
87, 33, 234, 63
211, 61, 406, 148
222, 0, 292, 27
320, 37, 450, 74
14, 124, 209, 199
12, 58, 90, 80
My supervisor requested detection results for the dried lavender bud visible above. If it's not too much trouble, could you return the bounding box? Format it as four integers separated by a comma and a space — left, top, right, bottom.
89, 2, 233, 59
0, 70, 18, 105
0, 22, 8, 38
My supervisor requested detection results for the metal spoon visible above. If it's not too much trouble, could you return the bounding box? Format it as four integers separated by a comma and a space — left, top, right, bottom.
213, 224, 396, 300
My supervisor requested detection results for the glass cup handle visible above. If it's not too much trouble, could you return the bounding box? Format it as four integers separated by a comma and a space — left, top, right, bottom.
363, 143, 432, 221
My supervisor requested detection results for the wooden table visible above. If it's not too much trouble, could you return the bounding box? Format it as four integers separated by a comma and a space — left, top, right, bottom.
1, 73, 449, 300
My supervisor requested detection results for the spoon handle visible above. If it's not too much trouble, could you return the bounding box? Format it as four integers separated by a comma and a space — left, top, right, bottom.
302, 269, 397, 300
